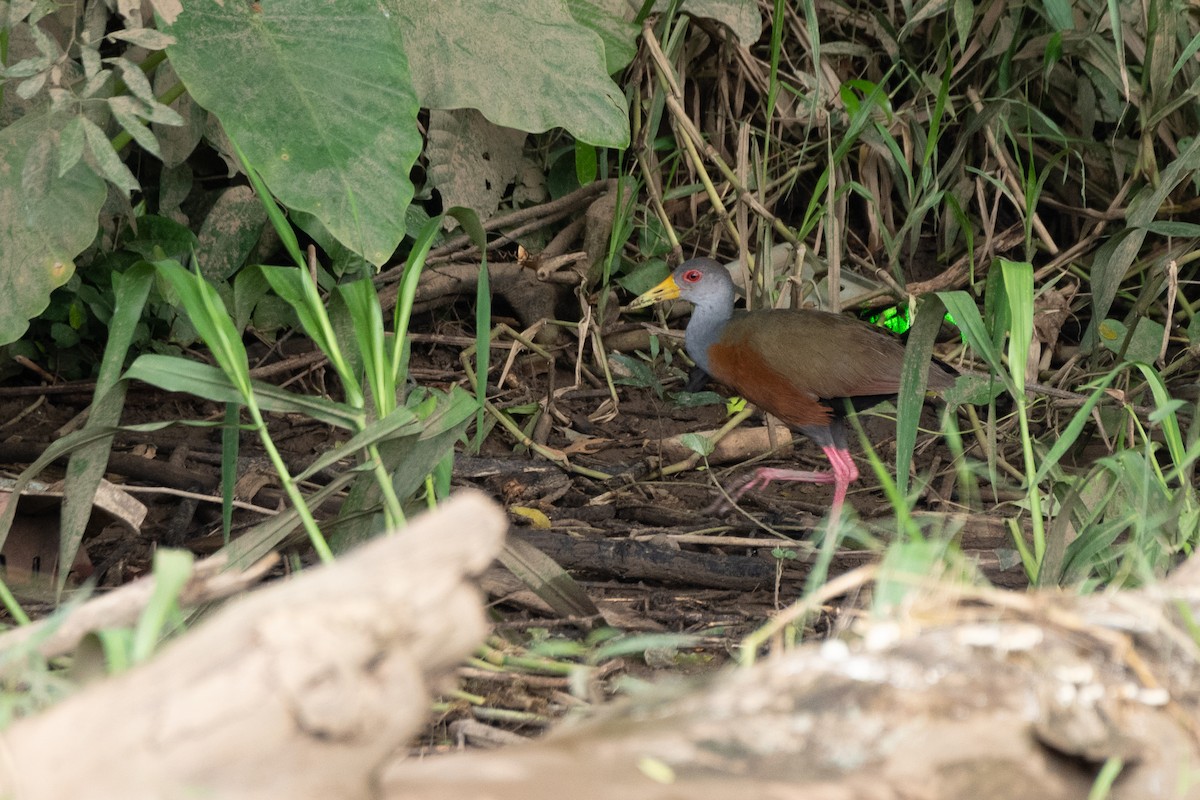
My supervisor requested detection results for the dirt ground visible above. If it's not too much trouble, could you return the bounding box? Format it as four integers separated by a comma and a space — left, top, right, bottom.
0, 315, 1029, 745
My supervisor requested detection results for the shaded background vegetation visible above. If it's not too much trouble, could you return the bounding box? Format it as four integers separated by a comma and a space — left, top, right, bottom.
0, 0, 1196, 696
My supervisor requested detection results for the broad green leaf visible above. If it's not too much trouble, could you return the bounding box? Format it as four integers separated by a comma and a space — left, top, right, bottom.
108, 96, 164, 159
164, 0, 421, 265
195, 186, 268, 281
0, 112, 106, 344
953, 0, 974, 50
676, 0, 763, 44
390, 0, 629, 148
81, 116, 140, 195
232, 265, 270, 333
575, 140, 598, 185
57, 116, 86, 177
291, 210, 370, 279
678, 433, 714, 457
565, 0, 639, 72
123, 215, 199, 263
1098, 317, 1165, 364
426, 109, 529, 225
1041, 0, 1074, 31
107, 28, 177, 50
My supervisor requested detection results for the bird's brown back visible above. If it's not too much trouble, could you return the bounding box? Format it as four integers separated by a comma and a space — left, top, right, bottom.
705, 308, 951, 428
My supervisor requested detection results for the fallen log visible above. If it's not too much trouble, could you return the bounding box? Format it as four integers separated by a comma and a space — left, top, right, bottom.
382, 569, 1200, 800
0, 491, 507, 800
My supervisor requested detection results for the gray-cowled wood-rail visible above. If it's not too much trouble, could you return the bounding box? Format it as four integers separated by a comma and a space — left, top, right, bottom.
630, 258, 954, 522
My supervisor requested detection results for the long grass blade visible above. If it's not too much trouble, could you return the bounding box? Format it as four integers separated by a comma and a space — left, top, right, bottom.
125, 355, 362, 428
445, 207, 490, 451
58, 263, 154, 595
896, 295, 947, 496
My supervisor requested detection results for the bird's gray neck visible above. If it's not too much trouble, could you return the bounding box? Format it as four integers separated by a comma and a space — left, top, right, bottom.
685, 300, 733, 374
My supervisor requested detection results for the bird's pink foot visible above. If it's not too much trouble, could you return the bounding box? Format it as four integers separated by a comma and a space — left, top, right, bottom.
708, 445, 861, 526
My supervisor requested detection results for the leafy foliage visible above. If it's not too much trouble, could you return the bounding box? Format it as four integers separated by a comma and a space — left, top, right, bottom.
0, 0, 638, 344
0, 0, 1197, 615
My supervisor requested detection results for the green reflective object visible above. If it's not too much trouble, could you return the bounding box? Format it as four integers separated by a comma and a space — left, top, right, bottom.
864, 306, 912, 335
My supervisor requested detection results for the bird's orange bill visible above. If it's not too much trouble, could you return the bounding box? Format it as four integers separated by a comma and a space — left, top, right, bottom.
628, 274, 681, 309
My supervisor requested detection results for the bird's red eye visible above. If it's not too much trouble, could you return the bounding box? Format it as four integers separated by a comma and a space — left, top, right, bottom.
682, 269, 703, 283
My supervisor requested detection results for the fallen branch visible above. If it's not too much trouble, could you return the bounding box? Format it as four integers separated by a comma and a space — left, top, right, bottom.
0, 551, 278, 660
0, 491, 507, 800
383, 565, 1200, 799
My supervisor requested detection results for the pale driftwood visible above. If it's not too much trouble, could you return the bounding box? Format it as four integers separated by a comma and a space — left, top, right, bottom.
0, 491, 507, 800
0, 551, 279, 660
382, 575, 1200, 800
653, 423, 795, 465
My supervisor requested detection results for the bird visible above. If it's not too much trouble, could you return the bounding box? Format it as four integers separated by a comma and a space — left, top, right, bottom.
629, 257, 954, 523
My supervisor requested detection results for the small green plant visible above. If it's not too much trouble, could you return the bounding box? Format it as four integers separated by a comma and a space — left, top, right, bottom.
0, 1, 635, 349
124, 152, 480, 561
941, 260, 1198, 585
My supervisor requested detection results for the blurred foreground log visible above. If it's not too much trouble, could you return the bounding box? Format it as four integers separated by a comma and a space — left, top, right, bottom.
384, 567, 1200, 800
0, 491, 507, 800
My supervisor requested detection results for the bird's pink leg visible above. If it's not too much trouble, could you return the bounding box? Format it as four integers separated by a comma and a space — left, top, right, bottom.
724, 445, 859, 523
821, 444, 858, 523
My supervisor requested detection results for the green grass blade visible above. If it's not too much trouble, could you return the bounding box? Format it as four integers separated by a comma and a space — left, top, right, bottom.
293, 405, 423, 482
221, 403, 239, 545
337, 277, 391, 416
895, 295, 947, 496
58, 262, 154, 595
938, 290, 1011, 385
131, 548, 193, 663
445, 207, 490, 452
1034, 365, 1123, 484
1000, 259, 1034, 394
259, 266, 363, 406
218, 471, 357, 571
155, 260, 252, 397
231, 137, 306, 270
1131, 362, 1187, 472
125, 355, 361, 428
392, 215, 443, 385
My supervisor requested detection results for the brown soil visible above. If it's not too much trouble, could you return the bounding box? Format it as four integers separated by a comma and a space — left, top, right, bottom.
0, 322, 1027, 744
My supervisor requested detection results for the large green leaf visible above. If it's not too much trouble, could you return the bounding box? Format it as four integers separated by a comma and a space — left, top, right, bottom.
566, 0, 639, 73
0, 112, 106, 344
163, 1, 421, 266
390, 0, 630, 148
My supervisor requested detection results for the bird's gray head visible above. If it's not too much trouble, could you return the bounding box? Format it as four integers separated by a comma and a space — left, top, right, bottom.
629, 257, 736, 312
671, 258, 735, 309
